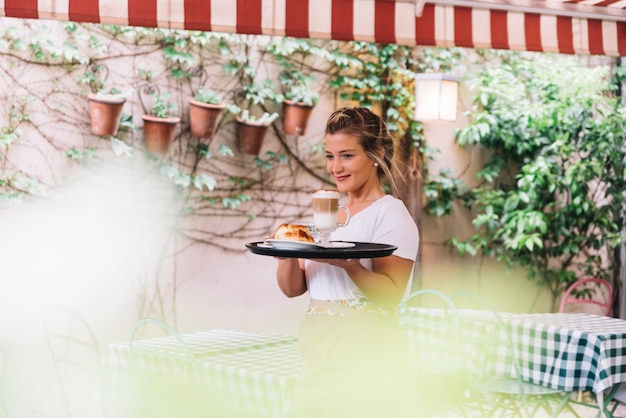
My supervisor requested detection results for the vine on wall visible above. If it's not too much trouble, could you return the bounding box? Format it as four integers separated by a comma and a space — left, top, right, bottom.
0, 21, 459, 241
437, 51, 626, 312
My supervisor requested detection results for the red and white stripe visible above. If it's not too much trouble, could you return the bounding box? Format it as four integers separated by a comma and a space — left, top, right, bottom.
0, 0, 623, 56
419, 4, 626, 56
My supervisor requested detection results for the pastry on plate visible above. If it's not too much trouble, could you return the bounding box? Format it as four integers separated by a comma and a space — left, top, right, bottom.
273, 223, 315, 243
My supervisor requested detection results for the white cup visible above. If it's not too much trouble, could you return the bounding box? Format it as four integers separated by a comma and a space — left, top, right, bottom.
312, 190, 350, 244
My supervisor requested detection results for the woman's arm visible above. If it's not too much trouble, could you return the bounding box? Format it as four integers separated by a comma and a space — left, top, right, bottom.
319, 255, 413, 309
276, 258, 307, 297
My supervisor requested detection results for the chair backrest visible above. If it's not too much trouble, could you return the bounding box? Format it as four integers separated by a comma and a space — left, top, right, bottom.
447, 291, 510, 376
128, 317, 196, 372
399, 289, 466, 414
127, 318, 201, 417
448, 290, 536, 416
558, 278, 613, 316
44, 306, 106, 418
129, 318, 190, 351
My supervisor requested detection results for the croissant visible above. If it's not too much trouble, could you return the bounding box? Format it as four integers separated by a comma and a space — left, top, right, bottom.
274, 223, 315, 243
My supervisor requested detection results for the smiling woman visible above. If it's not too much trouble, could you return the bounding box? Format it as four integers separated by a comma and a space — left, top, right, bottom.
275, 107, 421, 418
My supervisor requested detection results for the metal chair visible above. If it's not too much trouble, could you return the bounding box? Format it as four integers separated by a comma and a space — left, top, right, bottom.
449, 290, 579, 418
399, 289, 469, 416
44, 306, 107, 418
129, 317, 192, 355
558, 278, 613, 316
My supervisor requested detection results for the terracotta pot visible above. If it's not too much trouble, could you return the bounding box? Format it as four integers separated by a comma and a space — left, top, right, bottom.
283, 100, 314, 135
236, 118, 270, 155
142, 115, 180, 155
188, 99, 225, 138
88, 94, 126, 136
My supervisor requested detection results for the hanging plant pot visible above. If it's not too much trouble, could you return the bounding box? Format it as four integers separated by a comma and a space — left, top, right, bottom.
87, 94, 126, 136
283, 100, 314, 135
236, 118, 271, 155
188, 99, 225, 138
142, 115, 180, 155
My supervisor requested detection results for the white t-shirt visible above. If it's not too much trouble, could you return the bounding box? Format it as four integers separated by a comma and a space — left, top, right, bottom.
304, 195, 419, 301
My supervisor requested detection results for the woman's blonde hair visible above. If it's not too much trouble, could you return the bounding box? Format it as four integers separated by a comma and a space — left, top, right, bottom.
325, 107, 403, 195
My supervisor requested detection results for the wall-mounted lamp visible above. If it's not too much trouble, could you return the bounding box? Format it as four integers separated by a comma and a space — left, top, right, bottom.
414, 73, 460, 122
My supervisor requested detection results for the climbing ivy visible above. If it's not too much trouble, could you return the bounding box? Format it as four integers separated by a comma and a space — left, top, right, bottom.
439, 51, 626, 311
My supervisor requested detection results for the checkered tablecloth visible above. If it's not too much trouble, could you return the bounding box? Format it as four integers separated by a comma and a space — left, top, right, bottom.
126, 328, 297, 357
401, 308, 626, 395
104, 329, 302, 418
498, 312, 626, 394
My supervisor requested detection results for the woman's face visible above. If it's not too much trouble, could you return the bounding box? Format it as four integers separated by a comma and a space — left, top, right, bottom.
324, 132, 378, 194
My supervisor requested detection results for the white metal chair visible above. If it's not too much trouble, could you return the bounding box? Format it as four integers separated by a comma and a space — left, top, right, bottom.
558, 277, 613, 316
399, 289, 470, 416
129, 317, 191, 355
44, 306, 107, 418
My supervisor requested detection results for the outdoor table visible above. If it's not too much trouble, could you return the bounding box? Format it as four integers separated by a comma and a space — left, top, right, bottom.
493, 312, 626, 396
104, 314, 626, 417
402, 308, 626, 416
103, 329, 302, 418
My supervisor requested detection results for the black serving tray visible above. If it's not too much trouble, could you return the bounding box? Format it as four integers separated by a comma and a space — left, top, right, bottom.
245, 241, 397, 259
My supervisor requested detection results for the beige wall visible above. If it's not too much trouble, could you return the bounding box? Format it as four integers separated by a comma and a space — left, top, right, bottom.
417, 86, 551, 313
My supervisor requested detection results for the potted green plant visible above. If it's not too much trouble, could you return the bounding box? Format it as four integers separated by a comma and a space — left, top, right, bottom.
230, 106, 279, 155
277, 67, 320, 136
227, 80, 282, 155
81, 65, 132, 136
281, 84, 320, 135
142, 92, 180, 155
188, 87, 226, 138
87, 90, 128, 136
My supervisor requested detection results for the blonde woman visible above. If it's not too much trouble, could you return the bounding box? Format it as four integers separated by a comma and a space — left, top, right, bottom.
276, 107, 420, 417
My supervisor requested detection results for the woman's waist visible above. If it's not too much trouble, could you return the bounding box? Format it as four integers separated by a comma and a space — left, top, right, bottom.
306, 298, 396, 317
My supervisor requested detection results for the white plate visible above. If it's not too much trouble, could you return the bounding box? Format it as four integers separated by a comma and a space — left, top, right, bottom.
265, 239, 355, 250
265, 239, 320, 250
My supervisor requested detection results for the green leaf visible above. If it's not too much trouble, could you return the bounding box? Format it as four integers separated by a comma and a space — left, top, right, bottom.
62, 42, 87, 64
193, 174, 217, 191
218, 144, 234, 157
110, 138, 134, 158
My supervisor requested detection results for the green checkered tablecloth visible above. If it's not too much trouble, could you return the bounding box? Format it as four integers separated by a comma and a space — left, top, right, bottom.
104, 329, 302, 418
105, 315, 626, 417
124, 328, 296, 357
497, 312, 626, 394
401, 308, 626, 396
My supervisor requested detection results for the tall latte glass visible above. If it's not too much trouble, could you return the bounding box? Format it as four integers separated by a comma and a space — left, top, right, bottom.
312, 190, 350, 246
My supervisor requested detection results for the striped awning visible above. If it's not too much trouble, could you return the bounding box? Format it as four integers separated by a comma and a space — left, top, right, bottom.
1, 0, 625, 56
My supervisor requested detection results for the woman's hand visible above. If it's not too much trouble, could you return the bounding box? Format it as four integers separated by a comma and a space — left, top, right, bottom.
276, 257, 307, 297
